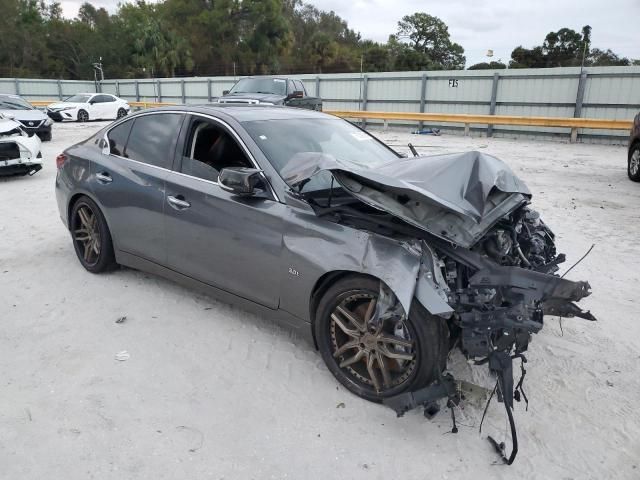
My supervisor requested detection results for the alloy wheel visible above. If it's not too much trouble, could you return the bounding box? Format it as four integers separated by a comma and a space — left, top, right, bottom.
78, 110, 89, 122
117, 109, 127, 119
630, 149, 640, 177
329, 292, 416, 393
73, 205, 101, 266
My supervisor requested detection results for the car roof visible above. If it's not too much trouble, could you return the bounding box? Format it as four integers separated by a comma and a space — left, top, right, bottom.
239, 75, 288, 80
139, 104, 333, 122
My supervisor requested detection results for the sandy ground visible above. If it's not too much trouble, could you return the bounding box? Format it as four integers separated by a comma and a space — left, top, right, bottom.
1, 122, 639, 480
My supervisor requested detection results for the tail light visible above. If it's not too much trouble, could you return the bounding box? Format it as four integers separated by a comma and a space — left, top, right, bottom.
56, 153, 67, 169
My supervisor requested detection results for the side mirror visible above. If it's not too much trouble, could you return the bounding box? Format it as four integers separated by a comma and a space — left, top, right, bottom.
219, 167, 264, 196
289, 90, 304, 99
89, 100, 96, 104
222, 90, 230, 95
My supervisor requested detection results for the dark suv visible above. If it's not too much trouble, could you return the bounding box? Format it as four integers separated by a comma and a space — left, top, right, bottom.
628, 112, 640, 182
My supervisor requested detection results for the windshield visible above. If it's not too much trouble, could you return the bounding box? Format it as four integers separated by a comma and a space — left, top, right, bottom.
229, 78, 287, 96
64, 95, 91, 103
0, 96, 33, 110
243, 118, 400, 191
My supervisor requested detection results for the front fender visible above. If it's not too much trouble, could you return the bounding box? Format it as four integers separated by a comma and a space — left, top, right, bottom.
279, 205, 453, 321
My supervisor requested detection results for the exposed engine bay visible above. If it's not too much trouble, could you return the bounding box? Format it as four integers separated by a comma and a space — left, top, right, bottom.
285, 151, 595, 464
473, 206, 560, 273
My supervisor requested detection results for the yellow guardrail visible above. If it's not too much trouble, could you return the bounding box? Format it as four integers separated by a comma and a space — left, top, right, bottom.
129, 101, 176, 108
27, 101, 632, 141
327, 110, 633, 142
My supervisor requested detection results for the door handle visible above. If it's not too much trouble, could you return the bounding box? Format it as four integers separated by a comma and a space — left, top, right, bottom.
96, 172, 112, 184
167, 195, 191, 210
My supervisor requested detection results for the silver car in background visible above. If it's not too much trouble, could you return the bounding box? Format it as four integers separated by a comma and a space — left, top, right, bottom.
0, 94, 53, 141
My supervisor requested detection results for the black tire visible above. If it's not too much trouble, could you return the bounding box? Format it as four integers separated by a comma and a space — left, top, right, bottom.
315, 275, 448, 402
77, 109, 89, 122
117, 108, 127, 119
70, 196, 117, 273
628, 143, 640, 182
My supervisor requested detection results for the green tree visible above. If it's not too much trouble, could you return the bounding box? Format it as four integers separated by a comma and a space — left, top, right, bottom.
588, 49, 630, 66
468, 61, 506, 70
395, 13, 465, 69
119, 1, 193, 78
508, 25, 629, 69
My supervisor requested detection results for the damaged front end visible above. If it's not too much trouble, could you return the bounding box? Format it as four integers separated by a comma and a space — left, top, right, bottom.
0, 117, 43, 177
285, 150, 595, 463
400, 215, 595, 463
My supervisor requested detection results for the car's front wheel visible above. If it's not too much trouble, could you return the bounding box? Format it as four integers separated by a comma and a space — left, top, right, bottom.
629, 144, 640, 182
315, 275, 448, 402
70, 196, 116, 273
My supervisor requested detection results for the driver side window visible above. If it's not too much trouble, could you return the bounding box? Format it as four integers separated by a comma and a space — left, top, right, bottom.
180, 118, 253, 183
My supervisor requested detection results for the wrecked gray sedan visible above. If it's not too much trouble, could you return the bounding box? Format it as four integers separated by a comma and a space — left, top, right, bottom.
55, 105, 593, 461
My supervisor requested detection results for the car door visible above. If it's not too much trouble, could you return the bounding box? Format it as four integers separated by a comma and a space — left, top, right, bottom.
92, 112, 185, 265
295, 80, 311, 109
163, 114, 285, 309
86, 95, 103, 119
94, 95, 114, 119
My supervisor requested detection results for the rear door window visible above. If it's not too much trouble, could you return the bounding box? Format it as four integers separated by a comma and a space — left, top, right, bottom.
107, 119, 133, 157
124, 113, 184, 169
97, 95, 115, 103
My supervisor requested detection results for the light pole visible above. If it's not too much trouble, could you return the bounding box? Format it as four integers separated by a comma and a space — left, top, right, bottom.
92, 58, 104, 92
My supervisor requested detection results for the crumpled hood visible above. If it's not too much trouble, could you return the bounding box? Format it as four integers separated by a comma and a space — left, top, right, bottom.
217, 92, 285, 104
283, 151, 532, 248
0, 118, 23, 134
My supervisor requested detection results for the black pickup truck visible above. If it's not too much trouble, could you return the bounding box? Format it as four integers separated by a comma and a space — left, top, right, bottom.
216, 76, 322, 111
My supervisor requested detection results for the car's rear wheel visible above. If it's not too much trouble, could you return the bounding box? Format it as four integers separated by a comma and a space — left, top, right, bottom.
315, 275, 448, 402
77, 109, 89, 122
629, 144, 640, 182
117, 108, 127, 119
70, 196, 116, 273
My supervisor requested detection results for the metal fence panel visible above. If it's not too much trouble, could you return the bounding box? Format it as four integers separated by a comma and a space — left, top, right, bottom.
3, 66, 639, 143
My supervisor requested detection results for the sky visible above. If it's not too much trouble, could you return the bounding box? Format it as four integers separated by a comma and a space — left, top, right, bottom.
59, 0, 639, 67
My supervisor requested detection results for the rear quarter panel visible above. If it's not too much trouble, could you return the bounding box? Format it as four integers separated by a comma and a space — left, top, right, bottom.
55, 142, 96, 228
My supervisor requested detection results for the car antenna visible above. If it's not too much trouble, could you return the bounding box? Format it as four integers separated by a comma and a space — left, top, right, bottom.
408, 143, 419, 157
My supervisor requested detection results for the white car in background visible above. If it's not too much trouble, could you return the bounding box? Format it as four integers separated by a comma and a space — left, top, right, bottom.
0, 117, 43, 177
46, 93, 130, 123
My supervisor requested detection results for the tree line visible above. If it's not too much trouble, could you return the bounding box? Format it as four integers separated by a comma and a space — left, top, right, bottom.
0, 0, 636, 80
